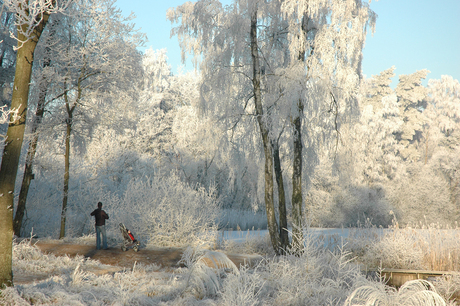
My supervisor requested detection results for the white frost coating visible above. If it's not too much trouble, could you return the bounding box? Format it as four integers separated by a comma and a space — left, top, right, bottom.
2, 0, 73, 49
168, 0, 377, 205
0, 104, 21, 124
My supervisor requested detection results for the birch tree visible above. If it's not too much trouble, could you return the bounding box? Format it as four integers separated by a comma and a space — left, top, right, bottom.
168, 0, 286, 252
169, 0, 375, 253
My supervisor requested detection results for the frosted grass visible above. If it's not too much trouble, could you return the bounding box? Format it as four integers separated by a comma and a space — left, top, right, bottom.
3, 225, 457, 305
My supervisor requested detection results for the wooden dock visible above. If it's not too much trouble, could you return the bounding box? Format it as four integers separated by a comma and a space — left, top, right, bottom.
379, 268, 454, 287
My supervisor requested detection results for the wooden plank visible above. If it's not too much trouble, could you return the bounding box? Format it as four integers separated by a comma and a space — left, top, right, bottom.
378, 268, 459, 288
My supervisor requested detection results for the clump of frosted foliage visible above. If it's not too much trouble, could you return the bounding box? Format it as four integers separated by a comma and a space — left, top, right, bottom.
109, 173, 220, 247
219, 230, 372, 306
363, 227, 425, 270
345, 279, 446, 306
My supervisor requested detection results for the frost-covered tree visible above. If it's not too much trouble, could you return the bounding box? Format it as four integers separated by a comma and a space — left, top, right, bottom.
168, 0, 376, 253
142, 47, 172, 93
423, 76, 460, 210
395, 69, 430, 162
362, 66, 396, 110
280, 0, 376, 248
424, 76, 460, 157
0, 0, 72, 288
306, 73, 403, 227
25, 0, 144, 238
342, 68, 403, 185
13, 17, 60, 237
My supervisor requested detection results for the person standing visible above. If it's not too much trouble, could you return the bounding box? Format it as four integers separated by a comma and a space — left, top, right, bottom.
90, 201, 109, 250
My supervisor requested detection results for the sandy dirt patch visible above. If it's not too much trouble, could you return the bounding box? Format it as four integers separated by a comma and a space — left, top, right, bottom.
33, 241, 262, 270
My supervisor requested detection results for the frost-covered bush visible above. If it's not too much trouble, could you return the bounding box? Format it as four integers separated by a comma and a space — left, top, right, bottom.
362, 223, 460, 271
433, 274, 460, 304
364, 227, 425, 270
108, 174, 220, 247
344, 280, 446, 306
220, 230, 373, 306
332, 185, 394, 227
221, 231, 275, 256
219, 264, 265, 306
306, 183, 394, 227
22, 170, 219, 247
388, 164, 456, 226
176, 246, 238, 300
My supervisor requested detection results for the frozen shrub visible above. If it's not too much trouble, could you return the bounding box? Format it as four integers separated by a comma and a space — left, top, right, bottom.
106, 173, 219, 247
362, 223, 460, 271
219, 264, 265, 306
432, 274, 460, 304
177, 246, 236, 299
251, 230, 371, 306
344, 279, 446, 306
0, 287, 30, 306
363, 228, 425, 270
306, 183, 394, 228
221, 231, 275, 256
388, 165, 456, 226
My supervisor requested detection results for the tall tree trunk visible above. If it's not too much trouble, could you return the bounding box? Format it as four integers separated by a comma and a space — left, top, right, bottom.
291, 99, 303, 249
59, 69, 80, 239
14, 19, 58, 237
290, 16, 309, 252
272, 139, 289, 253
13, 39, 54, 236
59, 83, 76, 239
250, 4, 280, 254
60, 116, 72, 239
0, 14, 49, 288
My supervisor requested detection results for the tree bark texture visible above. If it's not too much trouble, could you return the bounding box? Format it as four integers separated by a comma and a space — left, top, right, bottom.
250, 5, 280, 254
290, 17, 308, 252
0, 14, 49, 288
272, 139, 289, 252
60, 84, 76, 239
14, 60, 50, 237
60, 117, 72, 239
291, 100, 304, 249
60, 66, 81, 239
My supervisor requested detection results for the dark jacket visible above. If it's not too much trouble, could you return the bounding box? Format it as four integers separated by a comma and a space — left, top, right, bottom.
90, 208, 109, 226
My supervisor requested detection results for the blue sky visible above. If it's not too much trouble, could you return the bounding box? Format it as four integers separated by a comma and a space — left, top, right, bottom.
116, 0, 460, 86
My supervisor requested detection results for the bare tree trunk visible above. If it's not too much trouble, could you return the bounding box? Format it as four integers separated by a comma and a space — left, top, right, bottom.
13, 36, 54, 236
59, 79, 76, 239
59, 65, 81, 239
0, 14, 49, 288
291, 99, 303, 249
290, 16, 309, 252
60, 115, 72, 239
250, 4, 280, 254
272, 139, 289, 253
